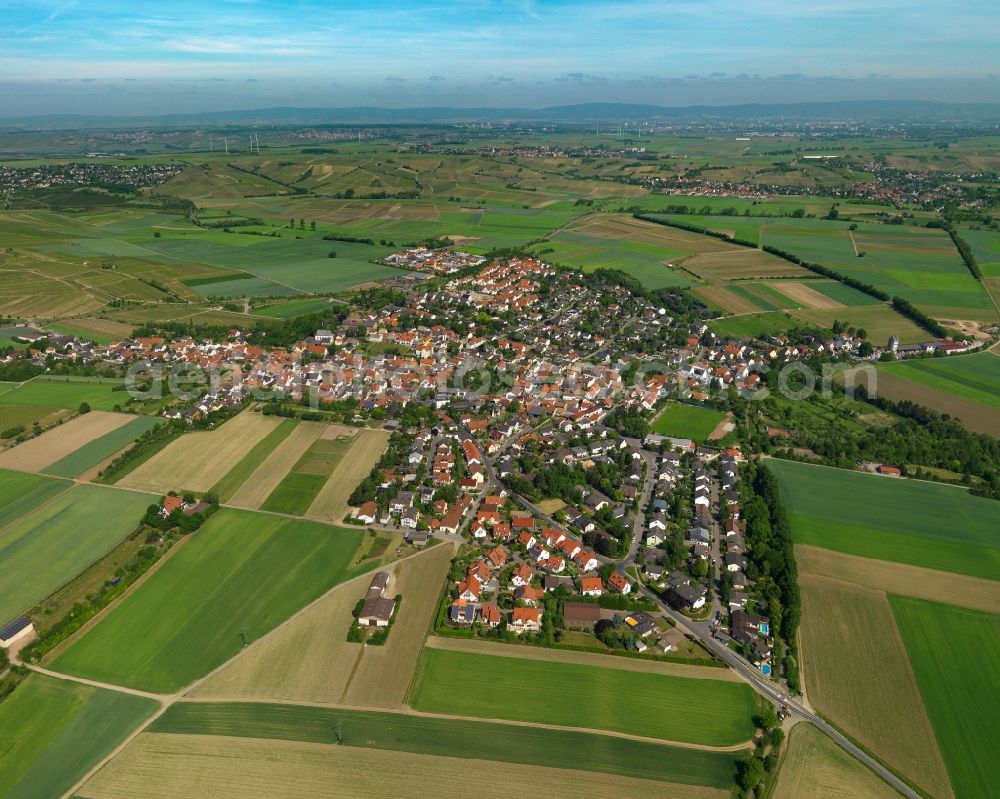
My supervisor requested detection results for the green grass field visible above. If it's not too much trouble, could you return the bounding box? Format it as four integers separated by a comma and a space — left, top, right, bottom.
211, 418, 297, 501
537, 230, 693, 290
253, 297, 343, 318
0, 674, 158, 799
0, 484, 152, 622
879, 353, 1000, 411
260, 436, 350, 515
41, 415, 161, 478
650, 402, 727, 442
770, 460, 1000, 580
0, 377, 127, 411
0, 468, 70, 528
52, 508, 365, 692
709, 311, 803, 339
957, 228, 1000, 277
151, 702, 742, 788
410, 648, 756, 747
890, 597, 1000, 799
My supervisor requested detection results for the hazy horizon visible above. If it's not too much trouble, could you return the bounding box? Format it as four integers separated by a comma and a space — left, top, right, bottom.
1, 0, 998, 117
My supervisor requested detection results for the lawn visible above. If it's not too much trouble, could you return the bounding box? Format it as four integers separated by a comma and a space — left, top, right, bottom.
709, 311, 803, 339
769, 459, 1000, 579
40, 415, 161, 478
409, 648, 756, 747
0, 484, 152, 622
150, 702, 742, 789
890, 597, 1000, 799
0, 376, 126, 411
0, 468, 70, 529
52, 508, 366, 692
0, 674, 157, 799
210, 417, 297, 501
651, 402, 727, 442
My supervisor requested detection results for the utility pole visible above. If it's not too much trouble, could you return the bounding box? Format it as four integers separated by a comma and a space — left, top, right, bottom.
240, 628, 249, 648
333, 721, 343, 745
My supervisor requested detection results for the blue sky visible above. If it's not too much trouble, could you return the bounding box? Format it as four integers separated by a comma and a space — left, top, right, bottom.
0, 0, 997, 116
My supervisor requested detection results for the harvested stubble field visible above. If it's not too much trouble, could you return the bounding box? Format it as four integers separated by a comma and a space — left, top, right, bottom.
209, 417, 297, 502
306, 427, 390, 522
188, 573, 367, 703
768, 280, 847, 309
227, 420, 325, 508
0, 674, 158, 799
425, 636, 733, 682
890, 597, 1000, 799
797, 573, 954, 799
771, 724, 902, 799
51, 508, 366, 693
260, 433, 351, 515
410, 648, 755, 747
77, 733, 728, 799
795, 545, 1000, 614
41, 415, 160, 478
0, 484, 153, 624
859, 352, 1000, 436
148, 702, 742, 788
342, 542, 454, 708
116, 411, 283, 493
0, 410, 130, 472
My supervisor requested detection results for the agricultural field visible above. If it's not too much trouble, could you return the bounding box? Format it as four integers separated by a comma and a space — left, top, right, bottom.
76, 733, 729, 799
890, 597, 1000, 799
536, 229, 692, 290
410, 647, 756, 746
957, 228, 1000, 277
260, 430, 352, 515
116, 410, 283, 494
341, 543, 453, 708
0, 484, 152, 623
39, 415, 161, 478
0, 674, 157, 799
651, 402, 727, 442
870, 352, 1000, 434
252, 297, 343, 318
146, 702, 743, 788
797, 575, 953, 799
188, 572, 368, 703
0, 410, 133, 472
0, 468, 69, 528
51, 508, 366, 692
771, 724, 902, 799
795, 545, 1000, 615
769, 459, 1000, 580
306, 427, 391, 522
210, 417, 299, 502
0, 403, 69, 435
0, 376, 127, 411
425, 636, 736, 682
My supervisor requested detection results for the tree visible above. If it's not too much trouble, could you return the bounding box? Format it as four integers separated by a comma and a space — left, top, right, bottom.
328, 251, 337, 258
78, 401, 91, 414
737, 757, 764, 791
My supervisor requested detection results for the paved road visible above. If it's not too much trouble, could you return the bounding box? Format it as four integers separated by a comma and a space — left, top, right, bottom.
636, 582, 921, 799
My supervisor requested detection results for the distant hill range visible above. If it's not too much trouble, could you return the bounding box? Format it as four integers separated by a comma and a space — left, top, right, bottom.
3, 100, 1000, 129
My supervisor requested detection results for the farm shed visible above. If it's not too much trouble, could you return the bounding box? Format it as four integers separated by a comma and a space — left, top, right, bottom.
0, 617, 34, 649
